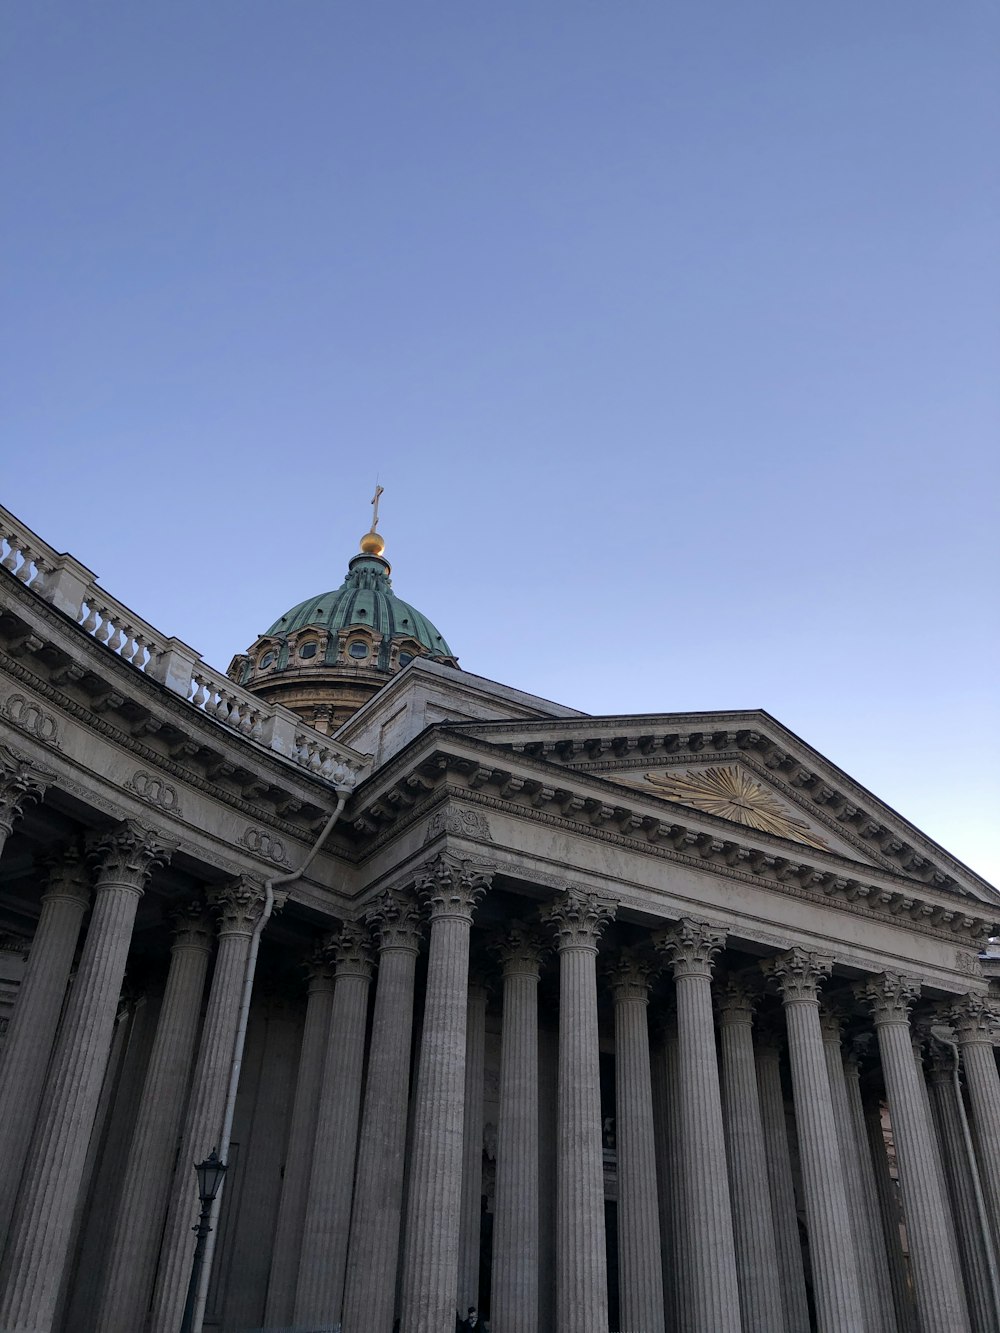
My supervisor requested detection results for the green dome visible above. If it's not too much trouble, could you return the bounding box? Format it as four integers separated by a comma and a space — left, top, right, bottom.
264, 553, 454, 670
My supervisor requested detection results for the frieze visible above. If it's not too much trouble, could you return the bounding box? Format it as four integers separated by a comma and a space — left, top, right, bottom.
3, 692, 60, 748
423, 806, 493, 844
240, 826, 291, 866
127, 769, 181, 813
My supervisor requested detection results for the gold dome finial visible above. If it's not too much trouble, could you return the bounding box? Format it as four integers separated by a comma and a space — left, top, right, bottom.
360, 482, 386, 556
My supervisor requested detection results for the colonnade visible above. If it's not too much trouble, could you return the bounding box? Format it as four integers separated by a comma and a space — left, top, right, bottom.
1, 784, 999, 1333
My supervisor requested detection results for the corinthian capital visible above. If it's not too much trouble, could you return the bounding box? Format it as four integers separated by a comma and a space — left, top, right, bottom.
326, 922, 374, 979
949, 993, 1000, 1046
88, 819, 173, 892
0, 743, 53, 834
543, 887, 616, 952
365, 888, 424, 954
209, 876, 268, 935
414, 853, 493, 921
716, 971, 763, 1025
655, 917, 726, 980
489, 921, 548, 977
854, 971, 921, 1026
169, 899, 213, 952
604, 948, 658, 1002
39, 840, 92, 909
762, 947, 833, 1004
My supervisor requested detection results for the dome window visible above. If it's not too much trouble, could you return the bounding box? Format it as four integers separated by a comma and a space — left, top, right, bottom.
299, 642, 318, 660
398, 652, 413, 666
259, 651, 275, 669
349, 641, 370, 659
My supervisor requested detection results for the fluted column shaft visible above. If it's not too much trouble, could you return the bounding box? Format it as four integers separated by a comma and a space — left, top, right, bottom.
952, 996, 1000, 1258
858, 972, 971, 1333
546, 888, 614, 1333
765, 949, 864, 1333
926, 1048, 999, 1333
95, 905, 213, 1333
0, 821, 168, 1333
840, 1052, 901, 1333
263, 956, 336, 1327
150, 876, 267, 1333
820, 1011, 896, 1333
755, 1034, 811, 1333
611, 953, 665, 1333
651, 1017, 683, 1331
294, 924, 374, 1326
341, 892, 423, 1333
399, 855, 491, 1333
717, 980, 784, 1333
863, 1097, 917, 1333
657, 918, 740, 1333
490, 926, 544, 1333
458, 976, 489, 1313
0, 846, 90, 1249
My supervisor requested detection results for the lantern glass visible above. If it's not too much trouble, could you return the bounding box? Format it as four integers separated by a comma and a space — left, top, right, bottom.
194, 1150, 227, 1202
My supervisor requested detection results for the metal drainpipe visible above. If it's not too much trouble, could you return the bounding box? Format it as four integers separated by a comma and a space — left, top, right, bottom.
191, 784, 353, 1332
930, 1027, 1000, 1325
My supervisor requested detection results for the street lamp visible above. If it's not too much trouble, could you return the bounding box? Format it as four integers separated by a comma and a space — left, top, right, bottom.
179, 1149, 228, 1333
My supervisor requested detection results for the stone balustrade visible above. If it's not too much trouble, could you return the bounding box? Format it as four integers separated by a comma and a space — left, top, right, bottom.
0, 504, 366, 791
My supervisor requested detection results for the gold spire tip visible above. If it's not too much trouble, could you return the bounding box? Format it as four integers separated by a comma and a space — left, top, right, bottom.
360, 482, 386, 556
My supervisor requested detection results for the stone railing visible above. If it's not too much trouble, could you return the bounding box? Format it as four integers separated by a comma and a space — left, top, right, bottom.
0, 505, 367, 790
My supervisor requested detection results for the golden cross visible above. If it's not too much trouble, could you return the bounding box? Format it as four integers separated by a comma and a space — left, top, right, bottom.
370, 482, 384, 531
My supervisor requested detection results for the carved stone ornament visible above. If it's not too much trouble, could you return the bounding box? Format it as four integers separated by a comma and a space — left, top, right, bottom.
169, 900, 213, 951
3, 693, 60, 747
414, 853, 493, 921
949, 994, 1000, 1046
818, 1001, 846, 1042
87, 819, 174, 892
762, 947, 834, 1003
240, 826, 289, 865
543, 887, 616, 951
423, 806, 493, 844
304, 940, 337, 988
655, 917, 727, 980
326, 923, 374, 979
716, 971, 763, 1024
489, 921, 548, 977
604, 948, 658, 1003
925, 1041, 960, 1085
208, 876, 269, 935
854, 971, 921, 1025
39, 840, 92, 908
127, 769, 181, 814
0, 742, 53, 832
365, 888, 424, 953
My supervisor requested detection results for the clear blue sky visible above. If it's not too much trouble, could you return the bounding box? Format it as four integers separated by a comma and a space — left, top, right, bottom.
3, 3, 998, 883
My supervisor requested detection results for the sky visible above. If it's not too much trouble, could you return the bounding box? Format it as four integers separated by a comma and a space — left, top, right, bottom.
2, 2, 998, 883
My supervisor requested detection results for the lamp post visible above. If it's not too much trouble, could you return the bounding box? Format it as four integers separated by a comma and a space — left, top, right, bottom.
179, 1149, 228, 1333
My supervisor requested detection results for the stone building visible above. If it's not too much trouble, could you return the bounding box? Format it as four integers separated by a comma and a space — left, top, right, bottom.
0, 497, 998, 1333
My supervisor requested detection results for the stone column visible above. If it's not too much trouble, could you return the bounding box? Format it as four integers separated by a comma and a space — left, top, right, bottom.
716, 976, 784, 1333
489, 924, 545, 1333
608, 950, 665, 1333
951, 995, 1000, 1256
840, 1049, 903, 1333
654, 919, 740, 1333
544, 887, 614, 1333
95, 902, 214, 1333
0, 843, 90, 1250
0, 820, 169, 1333
0, 744, 50, 860
340, 890, 424, 1333
398, 854, 492, 1333
754, 1027, 811, 1333
763, 948, 864, 1333
819, 1005, 897, 1333
263, 945, 336, 1327
458, 972, 489, 1314
856, 972, 971, 1333
863, 1095, 917, 1333
925, 1043, 999, 1333
651, 1012, 683, 1332
149, 875, 267, 1333
293, 923, 374, 1327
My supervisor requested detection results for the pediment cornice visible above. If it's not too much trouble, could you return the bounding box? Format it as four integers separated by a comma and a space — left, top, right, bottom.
439, 712, 996, 904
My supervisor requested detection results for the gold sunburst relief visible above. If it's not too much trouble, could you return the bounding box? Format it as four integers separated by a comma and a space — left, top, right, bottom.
626, 764, 829, 850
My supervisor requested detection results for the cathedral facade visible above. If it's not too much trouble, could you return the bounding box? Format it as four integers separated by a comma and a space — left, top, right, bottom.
0, 498, 998, 1333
